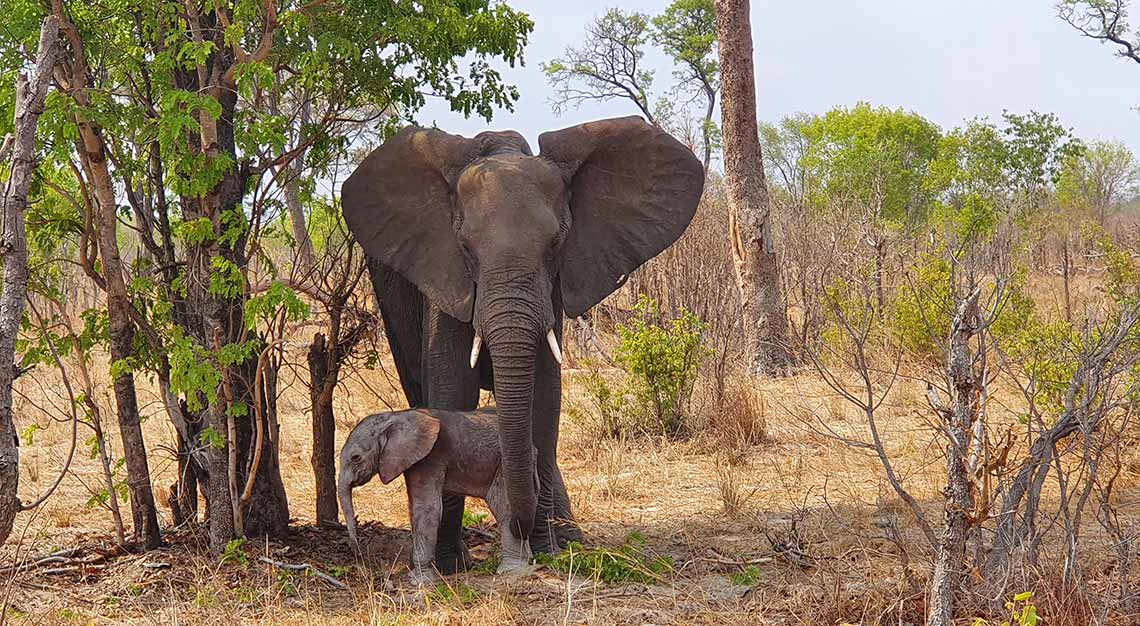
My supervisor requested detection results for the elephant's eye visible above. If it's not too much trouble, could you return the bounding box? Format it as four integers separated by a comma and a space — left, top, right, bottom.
350, 453, 362, 464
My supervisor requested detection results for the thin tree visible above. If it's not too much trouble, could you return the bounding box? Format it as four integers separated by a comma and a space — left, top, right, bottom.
713, 0, 791, 375
0, 15, 58, 546
1058, 0, 1140, 65
543, 9, 657, 122
54, 3, 160, 549
653, 0, 719, 170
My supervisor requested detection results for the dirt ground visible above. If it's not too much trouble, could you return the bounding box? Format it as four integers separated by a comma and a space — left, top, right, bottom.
3, 326, 1139, 625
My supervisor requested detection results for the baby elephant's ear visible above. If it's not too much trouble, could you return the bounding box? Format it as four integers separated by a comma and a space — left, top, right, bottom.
378, 410, 441, 484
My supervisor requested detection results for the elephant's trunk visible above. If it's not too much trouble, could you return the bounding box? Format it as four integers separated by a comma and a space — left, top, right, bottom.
484, 309, 541, 542
338, 474, 359, 551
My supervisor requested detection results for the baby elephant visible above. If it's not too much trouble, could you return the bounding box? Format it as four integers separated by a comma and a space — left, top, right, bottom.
338, 407, 534, 583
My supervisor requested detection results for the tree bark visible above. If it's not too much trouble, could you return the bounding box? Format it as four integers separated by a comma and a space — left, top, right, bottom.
928, 290, 981, 626
713, 0, 791, 376
308, 333, 339, 524
58, 3, 161, 549
0, 15, 58, 547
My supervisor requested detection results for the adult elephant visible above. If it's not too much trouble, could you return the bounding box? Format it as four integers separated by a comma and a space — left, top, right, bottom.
342, 116, 704, 571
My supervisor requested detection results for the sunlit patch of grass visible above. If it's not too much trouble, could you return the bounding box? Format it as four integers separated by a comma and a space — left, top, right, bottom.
535, 531, 673, 584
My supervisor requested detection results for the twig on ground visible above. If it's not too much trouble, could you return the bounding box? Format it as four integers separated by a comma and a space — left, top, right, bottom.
700, 548, 776, 567
0, 548, 81, 575
258, 556, 348, 589
38, 564, 107, 576
463, 527, 497, 541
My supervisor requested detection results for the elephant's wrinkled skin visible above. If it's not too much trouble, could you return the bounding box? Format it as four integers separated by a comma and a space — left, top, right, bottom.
342, 116, 704, 569
338, 408, 535, 583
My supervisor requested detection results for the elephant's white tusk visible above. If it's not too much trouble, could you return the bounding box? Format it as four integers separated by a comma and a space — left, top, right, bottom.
469, 335, 482, 369
546, 329, 563, 365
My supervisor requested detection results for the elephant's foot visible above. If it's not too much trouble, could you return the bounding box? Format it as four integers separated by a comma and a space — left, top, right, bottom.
553, 519, 583, 548
408, 565, 439, 587
497, 538, 534, 578
433, 540, 472, 575
531, 517, 583, 554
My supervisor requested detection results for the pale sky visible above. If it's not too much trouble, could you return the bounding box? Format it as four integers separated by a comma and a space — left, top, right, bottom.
416, 0, 1140, 158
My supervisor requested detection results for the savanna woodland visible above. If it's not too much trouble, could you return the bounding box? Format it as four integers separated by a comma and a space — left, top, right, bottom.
1, 0, 1139, 624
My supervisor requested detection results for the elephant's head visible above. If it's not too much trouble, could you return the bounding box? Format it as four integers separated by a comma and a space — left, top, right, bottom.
338, 410, 441, 550
342, 116, 704, 541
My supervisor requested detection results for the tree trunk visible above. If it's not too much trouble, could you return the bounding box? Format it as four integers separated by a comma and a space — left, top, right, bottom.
284, 99, 315, 273
308, 333, 339, 524
69, 341, 127, 548
170, 7, 289, 549
713, 0, 791, 376
701, 84, 716, 172
77, 119, 161, 550
58, 0, 161, 550
928, 290, 981, 626
169, 429, 199, 527
874, 236, 886, 313
0, 16, 58, 546
1062, 234, 1072, 324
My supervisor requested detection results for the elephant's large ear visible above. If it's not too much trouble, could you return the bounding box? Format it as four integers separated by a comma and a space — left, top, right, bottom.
377, 410, 441, 484
539, 116, 704, 318
342, 127, 482, 321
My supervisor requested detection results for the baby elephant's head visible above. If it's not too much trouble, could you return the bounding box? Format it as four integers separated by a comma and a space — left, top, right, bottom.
338, 409, 441, 550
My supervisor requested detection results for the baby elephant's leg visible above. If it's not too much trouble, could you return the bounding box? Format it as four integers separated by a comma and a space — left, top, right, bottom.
406, 472, 444, 585
487, 469, 533, 574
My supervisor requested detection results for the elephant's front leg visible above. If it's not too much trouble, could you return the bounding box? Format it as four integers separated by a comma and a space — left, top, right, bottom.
422, 305, 481, 573
405, 468, 445, 585
530, 315, 582, 553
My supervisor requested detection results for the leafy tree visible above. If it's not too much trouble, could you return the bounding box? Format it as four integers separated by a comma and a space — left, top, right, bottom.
0, 0, 532, 553
803, 103, 942, 228
542, 9, 656, 121
1058, 0, 1140, 66
801, 103, 942, 309
1057, 139, 1139, 225
652, 0, 719, 169
760, 114, 814, 207
1000, 110, 1085, 211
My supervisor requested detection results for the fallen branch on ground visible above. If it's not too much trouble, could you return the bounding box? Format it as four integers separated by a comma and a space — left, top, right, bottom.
0, 548, 80, 575
258, 556, 348, 589
700, 548, 776, 567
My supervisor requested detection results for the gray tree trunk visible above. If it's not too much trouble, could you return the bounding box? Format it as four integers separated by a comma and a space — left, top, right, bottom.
713, 0, 791, 376
928, 290, 981, 626
0, 16, 58, 547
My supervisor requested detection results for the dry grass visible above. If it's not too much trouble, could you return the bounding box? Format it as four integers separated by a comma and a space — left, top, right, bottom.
4, 274, 1140, 624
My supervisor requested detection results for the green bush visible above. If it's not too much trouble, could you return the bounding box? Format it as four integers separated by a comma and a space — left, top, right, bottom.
887, 253, 1036, 362
572, 296, 710, 440
614, 296, 710, 439
535, 532, 673, 584
889, 253, 953, 359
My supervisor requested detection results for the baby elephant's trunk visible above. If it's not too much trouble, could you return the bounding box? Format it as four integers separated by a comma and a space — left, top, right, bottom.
338, 477, 359, 551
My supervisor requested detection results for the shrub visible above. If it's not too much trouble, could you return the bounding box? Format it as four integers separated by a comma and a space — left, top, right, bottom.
614, 296, 710, 439
571, 297, 711, 440
576, 361, 631, 439
535, 531, 673, 584
888, 253, 1036, 362
889, 253, 953, 359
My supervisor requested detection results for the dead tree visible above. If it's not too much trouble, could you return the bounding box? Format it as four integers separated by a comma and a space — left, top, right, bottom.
303, 239, 372, 525
0, 15, 58, 546
927, 287, 984, 626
